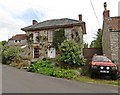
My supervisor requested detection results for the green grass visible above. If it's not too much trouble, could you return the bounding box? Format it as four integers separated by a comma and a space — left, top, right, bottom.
75, 76, 119, 86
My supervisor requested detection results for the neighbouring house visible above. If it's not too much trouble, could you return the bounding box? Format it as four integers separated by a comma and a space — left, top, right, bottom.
8, 34, 29, 58
8, 34, 27, 48
102, 2, 120, 65
21, 14, 86, 59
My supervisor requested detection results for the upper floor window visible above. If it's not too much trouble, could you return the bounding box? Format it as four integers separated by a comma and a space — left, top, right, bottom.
15, 40, 21, 43
19, 40, 21, 42
33, 32, 39, 43
48, 31, 53, 42
15, 40, 17, 43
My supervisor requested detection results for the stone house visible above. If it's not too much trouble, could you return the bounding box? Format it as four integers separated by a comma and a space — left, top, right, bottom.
8, 34, 27, 47
102, 2, 120, 65
21, 15, 86, 59
8, 34, 29, 58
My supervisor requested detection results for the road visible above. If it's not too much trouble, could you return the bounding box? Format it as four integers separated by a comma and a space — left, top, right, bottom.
2, 65, 118, 93
0, 56, 2, 94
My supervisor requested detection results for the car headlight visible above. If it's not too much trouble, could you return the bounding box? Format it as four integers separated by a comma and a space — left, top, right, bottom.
100, 66, 104, 69
112, 66, 117, 70
91, 65, 98, 69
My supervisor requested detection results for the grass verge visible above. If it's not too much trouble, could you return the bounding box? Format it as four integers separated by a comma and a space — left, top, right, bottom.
75, 76, 119, 86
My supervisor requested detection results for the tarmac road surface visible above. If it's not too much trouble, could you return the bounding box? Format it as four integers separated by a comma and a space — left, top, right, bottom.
2, 65, 118, 93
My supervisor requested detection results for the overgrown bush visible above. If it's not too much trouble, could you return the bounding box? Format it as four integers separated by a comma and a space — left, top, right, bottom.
10, 61, 29, 69
80, 66, 89, 76
117, 73, 120, 79
2, 46, 24, 65
27, 61, 54, 72
27, 60, 77, 79
58, 40, 85, 69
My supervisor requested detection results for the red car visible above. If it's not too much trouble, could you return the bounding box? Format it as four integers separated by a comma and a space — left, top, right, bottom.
89, 55, 118, 80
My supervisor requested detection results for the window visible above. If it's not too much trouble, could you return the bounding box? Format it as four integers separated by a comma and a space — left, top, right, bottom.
34, 47, 39, 58
33, 32, 39, 43
19, 40, 21, 42
48, 31, 53, 42
15, 40, 17, 43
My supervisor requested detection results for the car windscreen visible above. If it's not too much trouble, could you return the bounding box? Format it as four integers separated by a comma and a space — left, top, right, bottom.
93, 56, 111, 62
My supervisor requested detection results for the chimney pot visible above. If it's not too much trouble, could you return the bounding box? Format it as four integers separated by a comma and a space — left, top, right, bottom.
104, 2, 107, 10
32, 20, 38, 25
98, 28, 101, 32
103, 2, 110, 20
78, 14, 82, 21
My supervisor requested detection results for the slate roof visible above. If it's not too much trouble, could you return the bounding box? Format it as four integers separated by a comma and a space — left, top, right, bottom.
9, 34, 26, 40
109, 16, 120, 31
21, 18, 86, 34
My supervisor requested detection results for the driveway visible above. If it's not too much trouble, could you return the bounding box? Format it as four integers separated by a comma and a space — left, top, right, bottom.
2, 65, 118, 93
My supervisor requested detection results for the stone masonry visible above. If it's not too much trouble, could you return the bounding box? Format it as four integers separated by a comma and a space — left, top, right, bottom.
110, 31, 119, 64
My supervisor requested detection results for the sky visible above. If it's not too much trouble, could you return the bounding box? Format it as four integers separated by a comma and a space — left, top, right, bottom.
0, 0, 119, 44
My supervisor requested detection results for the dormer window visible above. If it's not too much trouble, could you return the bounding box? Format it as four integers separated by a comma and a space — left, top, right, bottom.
15, 40, 17, 43
19, 40, 21, 42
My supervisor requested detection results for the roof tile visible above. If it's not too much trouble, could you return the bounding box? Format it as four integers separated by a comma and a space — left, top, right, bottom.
110, 17, 120, 31
21, 18, 83, 31
9, 34, 26, 40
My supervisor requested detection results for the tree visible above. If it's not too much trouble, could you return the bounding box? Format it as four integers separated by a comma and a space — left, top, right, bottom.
2, 40, 7, 46
90, 29, 102, 48
84, 43, 89, 48
52, 29, 65, 50
58, 40, 85, 69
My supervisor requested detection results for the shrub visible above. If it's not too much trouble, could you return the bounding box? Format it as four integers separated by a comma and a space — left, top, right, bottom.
10, 61, 29, 69
27, 61, 54, 72
117, 73, 120, 79
58, 40, 85, 69
2, 46, 24, 65
27, 60, 77, 79
80, 66, 89, 76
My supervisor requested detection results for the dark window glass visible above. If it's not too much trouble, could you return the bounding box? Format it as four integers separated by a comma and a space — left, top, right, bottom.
19, 40, 21, 42
34, 48, 39, 58
15, 40, 17, 42
93, 56, 111, 62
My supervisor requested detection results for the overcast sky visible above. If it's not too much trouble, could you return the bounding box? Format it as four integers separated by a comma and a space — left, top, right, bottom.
0, 0, 119, 44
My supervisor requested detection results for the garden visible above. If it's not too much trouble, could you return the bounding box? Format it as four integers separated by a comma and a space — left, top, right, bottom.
1, 40, 119, 86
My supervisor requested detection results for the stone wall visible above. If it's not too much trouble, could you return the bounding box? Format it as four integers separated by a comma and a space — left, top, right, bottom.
118, 32, 120, 65
110, 32, 119, 64
8, 39, 27, 46
31, 26, 84, 59
65, 26, 83, 43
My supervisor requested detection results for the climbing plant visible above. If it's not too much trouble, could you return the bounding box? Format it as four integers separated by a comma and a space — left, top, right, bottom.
52, 29, 65, 50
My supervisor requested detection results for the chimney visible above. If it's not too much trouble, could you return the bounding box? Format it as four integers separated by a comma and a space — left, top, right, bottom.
78, 14, 82, 21
32, 20, 38, 25
103, 2, 110, 20
98, 28, 101, 32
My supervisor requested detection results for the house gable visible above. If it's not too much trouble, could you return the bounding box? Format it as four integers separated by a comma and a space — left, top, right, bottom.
8, 34, 27, 46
